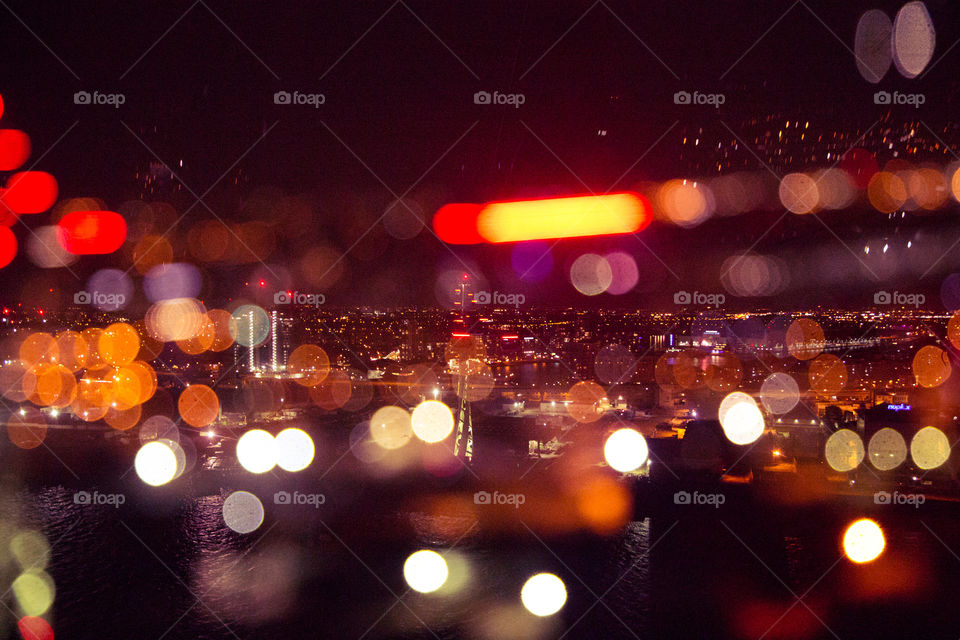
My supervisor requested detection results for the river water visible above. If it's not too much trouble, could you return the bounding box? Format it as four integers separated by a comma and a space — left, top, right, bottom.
7, 459, 960, 640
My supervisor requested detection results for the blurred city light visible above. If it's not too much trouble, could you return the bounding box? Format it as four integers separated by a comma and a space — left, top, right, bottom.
520, 573, 567, 616
843, 519, 886, 563
603, 428, 649, 472
236, 429, 278, 474
403, 550, 448, 593
134, 440, 179, 486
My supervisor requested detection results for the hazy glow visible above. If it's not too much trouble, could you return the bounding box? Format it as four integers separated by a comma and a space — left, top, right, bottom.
57, 210, 127, 255
779, 173, 818, 214
603, 428, 649, 472
476, 193, 650, 243
910, 426, 950, 470
237, 429, 278, 474
230, 304, 270, 347
912, 345, 951, 388
521, 573, 567, 616
658, 179, 713, 227
178, 384, 220, 427
11, 571, 54, 616
145, 298, 206, 341
825, 429, 865, 472
222, 491, 265, 534
275, 427, 315, 472
369, 405, 413, 450
570, 253, 613, 296
411, 400, 454, 443
719, 392, 765, 445
721, 401, 765, 445
134, 440, 179, 486
868, 427, 908, 471
403, 550, 448, 593
759, 372, 800, 414
139, 415, 179, 445
10, 531, 50, 571
855, 9, 893, 83
843, 519, 885, 563
892, 1, 935, 78
603, 251, 639, 295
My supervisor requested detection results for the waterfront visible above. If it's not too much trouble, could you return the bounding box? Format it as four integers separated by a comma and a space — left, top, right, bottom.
11, 466, 960, 639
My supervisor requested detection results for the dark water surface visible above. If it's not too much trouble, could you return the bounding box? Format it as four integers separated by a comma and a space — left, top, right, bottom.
7, 474, 960, 640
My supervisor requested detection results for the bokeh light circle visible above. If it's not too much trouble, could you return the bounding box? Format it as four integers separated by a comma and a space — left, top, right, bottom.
275, 427, 315, 472
910, 426, 950, 470
134, 440, 179, 486
403, 550, 448, 594
236, 429, 277, 474
603, 428, 648, 472
759, 373, 800, 414
521, 573, 567, 616
843, 518, 885, 563
868, 427, 908, 471
370, 405, 413, 450
222, 490, 265, 534
825, 429, 866, 472
411, 400, 454, 443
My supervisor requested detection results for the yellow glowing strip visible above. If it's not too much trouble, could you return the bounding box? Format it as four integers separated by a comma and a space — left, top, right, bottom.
476, 193, 647, 243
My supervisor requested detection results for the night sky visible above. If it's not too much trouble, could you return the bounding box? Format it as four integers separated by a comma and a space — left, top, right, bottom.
2, 1, 960, 308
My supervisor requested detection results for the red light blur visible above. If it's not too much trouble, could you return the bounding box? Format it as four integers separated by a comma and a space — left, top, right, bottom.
0, 226, 16, 268
432, 203, 483, 244
0, 130, 30, 171
17, 616, 53, 640
434, 193, 652, 244
2, 172, 58, 214
56, 210, 127, 255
